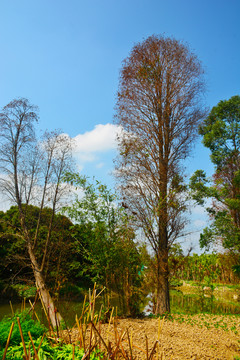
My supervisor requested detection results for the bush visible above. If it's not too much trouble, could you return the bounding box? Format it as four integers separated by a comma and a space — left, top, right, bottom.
0, 340, 104, 360
11, 284, 36, 299
0, 311, 103, 360
0, 336, 54, 360
0, 311, 46, 348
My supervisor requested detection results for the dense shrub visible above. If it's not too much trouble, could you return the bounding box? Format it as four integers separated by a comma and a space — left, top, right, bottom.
11, 284, 36, 299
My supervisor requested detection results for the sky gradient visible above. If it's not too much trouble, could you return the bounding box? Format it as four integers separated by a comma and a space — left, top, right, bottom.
0, 0, 240, 252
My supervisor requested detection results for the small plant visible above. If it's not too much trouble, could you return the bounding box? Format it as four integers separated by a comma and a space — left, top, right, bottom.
54, 345, 103, 360
1, 337, 54, 360
0, 311, 46, 348
1, 338, 104, 360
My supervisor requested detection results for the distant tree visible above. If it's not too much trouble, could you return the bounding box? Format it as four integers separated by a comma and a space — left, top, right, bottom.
190, 95, 240, 252
0, 98, 73, 327
114, 35, 206, 314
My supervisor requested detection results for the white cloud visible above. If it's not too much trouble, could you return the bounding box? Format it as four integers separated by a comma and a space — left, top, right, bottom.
73, 123, 121, 154
71, 123, 121, 167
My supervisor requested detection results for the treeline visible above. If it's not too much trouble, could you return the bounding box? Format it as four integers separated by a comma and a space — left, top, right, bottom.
0, 203, 148, 316
169, 252, 240, 284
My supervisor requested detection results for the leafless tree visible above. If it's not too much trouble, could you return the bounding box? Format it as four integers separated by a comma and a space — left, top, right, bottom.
0, 98, 73, 327
115, 35, 206, 314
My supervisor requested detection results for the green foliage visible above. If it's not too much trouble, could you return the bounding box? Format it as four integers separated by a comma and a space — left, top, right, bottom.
1, 336, 103, 360
172, 313, 240, 333
53, 344, 83, 360
199, 95, 240, 167
1, 337, 53, 360
0, 173, 147, 316
189, 170, 210, 205
0, 311, 46, 348
11, 284, 36, 299
170, 278, 183, 287
53, 345, 103, 360
232, 264, 240, 277
0, 311, 103, 360
63, 173, 146, 315
0, 205, 78, 295
190, 95, 240, 252
169, 252, 240, 284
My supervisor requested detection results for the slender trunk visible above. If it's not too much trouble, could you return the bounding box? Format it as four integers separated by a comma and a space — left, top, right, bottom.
155, 156, 170, 314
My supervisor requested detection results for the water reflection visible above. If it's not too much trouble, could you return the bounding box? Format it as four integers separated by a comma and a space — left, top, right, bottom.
1, 289, 240, 324
170, 290, 240, 314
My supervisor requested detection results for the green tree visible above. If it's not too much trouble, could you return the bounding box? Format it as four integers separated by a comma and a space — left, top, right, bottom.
63, 173, 145, 315
0, 205, 76, 297
190, 95, 240, 252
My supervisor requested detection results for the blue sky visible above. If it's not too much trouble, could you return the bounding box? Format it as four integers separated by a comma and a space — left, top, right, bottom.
0, 0, 240, 252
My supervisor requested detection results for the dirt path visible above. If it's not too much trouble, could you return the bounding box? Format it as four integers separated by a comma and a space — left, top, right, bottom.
66, 315, 240, 359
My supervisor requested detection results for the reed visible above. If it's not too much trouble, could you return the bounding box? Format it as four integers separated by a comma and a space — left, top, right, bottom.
17, 316, 28, 359
63, 286, 168, 359
3, 286, 168, 359
2, 322, 14, 360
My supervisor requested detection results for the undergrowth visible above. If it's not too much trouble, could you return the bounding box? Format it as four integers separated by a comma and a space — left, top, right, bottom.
0, 311, 46, 347
1, 339, 103, 360
0, 310, 104, 359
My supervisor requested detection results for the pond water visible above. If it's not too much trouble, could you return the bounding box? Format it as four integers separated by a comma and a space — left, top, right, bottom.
0, 295, 121, 327
1, 289, 240, 326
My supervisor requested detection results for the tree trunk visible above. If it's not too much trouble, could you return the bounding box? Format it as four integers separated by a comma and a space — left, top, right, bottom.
155, 251, 170, 314
27, 243, 63, 328
18, 210, 63, 329
34, 269, 63, 329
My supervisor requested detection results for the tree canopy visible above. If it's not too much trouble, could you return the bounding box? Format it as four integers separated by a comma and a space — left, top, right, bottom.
190, 95, 240, 252
199, 95, 240, 169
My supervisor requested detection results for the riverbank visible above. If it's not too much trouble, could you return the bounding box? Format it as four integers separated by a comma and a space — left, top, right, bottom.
63, 314, 240, 359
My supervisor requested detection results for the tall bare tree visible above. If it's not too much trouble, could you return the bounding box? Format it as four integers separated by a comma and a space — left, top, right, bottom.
115, 35, 206, 314
0, 98, 73, 327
